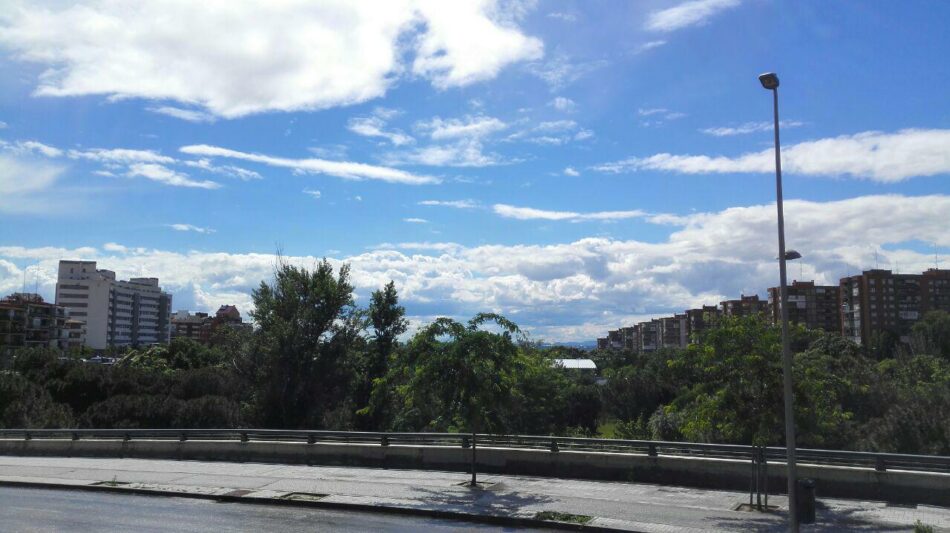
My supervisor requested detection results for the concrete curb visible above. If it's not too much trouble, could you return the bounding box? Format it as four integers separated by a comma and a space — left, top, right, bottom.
0, 479, 642, 533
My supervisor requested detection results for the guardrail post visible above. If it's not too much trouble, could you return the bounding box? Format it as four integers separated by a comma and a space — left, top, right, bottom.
648, 443, 658, 457
462, 436, 470, 449
381, 435, 389, 447
240, 432, 248, 443
307, 434, 316, 445
875, 457, 886, 472
179, 432, 187, 442
24, 432, 31, 441
72, 432, 80, 441
123, 433, 131, 442
550, 439, 559, 453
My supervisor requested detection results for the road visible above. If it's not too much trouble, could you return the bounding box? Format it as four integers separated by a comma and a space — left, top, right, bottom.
0, 486, 552, 532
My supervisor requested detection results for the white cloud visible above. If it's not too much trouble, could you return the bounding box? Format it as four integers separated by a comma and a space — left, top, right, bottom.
547, 12, 577, 22
183, 159, 261, 180
68, 148, 176, 164
12, 140, 63, 157
645, 0, 741, 32
0, 1, 542, 118
0, 121, 6, 129
594, 128, 950, 183
147, 106, 217, 123
2, 194, 947, 341
180, 144, 440, 184
493, 204, 647, 221
635, 40, 667, 53
303, 188, 322, 199
549, 96, 576, 112
527, 54, 608, 89
403, 217, 429, 223
383, 138, 505, 167
347, 114, 414, 146
701, 120, 804, 136
416, 115, 507, 140
418, 199, 479, 209
102, 242, 128, 253
127, 163, 221, 189
563, 167, 580, 176
0, 152, 67, 213
638, 108, 668, 116
168, 223, 216, 234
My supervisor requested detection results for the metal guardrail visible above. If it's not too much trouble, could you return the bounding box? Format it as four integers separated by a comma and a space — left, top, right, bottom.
1, 428, 947, 474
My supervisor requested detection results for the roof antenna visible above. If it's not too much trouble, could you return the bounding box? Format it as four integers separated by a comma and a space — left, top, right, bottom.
874, 249, 879, 269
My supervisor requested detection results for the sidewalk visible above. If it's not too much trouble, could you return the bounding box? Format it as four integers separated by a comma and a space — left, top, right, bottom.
0, 455, 946, 532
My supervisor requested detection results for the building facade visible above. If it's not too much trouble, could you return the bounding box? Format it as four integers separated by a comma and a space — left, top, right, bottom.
720, 294, 769, 317
767, 280, 841, 333
55, 260, 172, 350
0, 293, 73, 356
840, 268, 950, 346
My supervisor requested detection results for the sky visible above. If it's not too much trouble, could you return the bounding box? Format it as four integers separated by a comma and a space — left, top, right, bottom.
0, 0, 948, 342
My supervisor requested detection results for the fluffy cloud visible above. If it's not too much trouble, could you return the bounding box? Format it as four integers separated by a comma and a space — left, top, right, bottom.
416, 115, 507, 140
347, 108, 414, 146
418, 199, 479, 209
700, 120, 804, 136
645, 0, 741, 32
180, 144, 440, 184
1, 194, 947, 341
595, 129, 950, 182
563, 167, 580, 176
383, 139, 505, 167
147, 106, 217, 123
550, 97, 576, 112
167, 223, 216, 234
0, 1, 542, 118
403, 218, 429, 224
493, 204, 647, 222
126, 163, 221, 189
0, 152, 67, 213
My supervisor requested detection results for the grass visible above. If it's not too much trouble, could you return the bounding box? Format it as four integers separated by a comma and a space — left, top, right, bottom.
534, 511, 593, 524
913, 520, 935, 533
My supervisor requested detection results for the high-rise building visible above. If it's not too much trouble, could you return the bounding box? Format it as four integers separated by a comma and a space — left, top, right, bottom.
658, 314, 688, 349
638, 320, 659, 352
685, 305, 720, 341
620, 326, 639, 352
767, 280, 841, 333
0, 293, 73, 356
720, 294, 768, 317
55, 260, 172, 350
840, 269, 950, 346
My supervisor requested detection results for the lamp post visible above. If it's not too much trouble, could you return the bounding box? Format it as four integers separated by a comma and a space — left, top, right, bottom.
759, 71, 799, 533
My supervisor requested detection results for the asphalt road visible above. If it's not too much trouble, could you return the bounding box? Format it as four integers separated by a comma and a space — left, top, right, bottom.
0, 486, 551, 532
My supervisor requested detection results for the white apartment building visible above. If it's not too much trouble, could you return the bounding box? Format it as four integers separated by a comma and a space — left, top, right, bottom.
55, 260, 172, 350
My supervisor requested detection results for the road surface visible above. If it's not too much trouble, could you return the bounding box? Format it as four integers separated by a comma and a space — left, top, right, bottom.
0, 486, 551, 532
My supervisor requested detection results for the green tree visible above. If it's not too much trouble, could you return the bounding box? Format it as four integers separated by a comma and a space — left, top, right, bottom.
249, 259, 362, 428
392, 313, 523, 485
909, 310, 950, 359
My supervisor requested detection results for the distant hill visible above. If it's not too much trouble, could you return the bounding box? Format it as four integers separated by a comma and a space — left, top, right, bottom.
538, 340, 597, 350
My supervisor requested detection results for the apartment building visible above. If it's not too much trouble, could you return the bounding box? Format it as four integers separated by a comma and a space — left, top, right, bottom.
620, 325, 640, 352
658, 314, 688, 349
638, 320, 659, 352
841, 268, 950, 346
720, 294, 769, 317
170, 310, 211, 343
767, 280, 841, 333
685, 305, 720, 340
0, 293, 73, 356
55, 260, 172, 350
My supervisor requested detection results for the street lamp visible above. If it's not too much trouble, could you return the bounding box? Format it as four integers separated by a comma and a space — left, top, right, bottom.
760, 71, 800, 533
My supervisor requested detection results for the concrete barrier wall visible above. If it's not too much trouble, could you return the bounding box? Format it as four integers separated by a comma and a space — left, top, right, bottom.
1, 439, 946, 505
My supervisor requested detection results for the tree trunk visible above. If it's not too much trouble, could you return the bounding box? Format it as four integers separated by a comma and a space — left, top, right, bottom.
470, 429, 477, 486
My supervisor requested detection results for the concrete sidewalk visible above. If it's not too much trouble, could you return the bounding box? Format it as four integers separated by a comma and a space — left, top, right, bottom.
0, 456, 946, 532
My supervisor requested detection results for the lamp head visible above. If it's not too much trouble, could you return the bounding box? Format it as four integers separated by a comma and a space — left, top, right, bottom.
785, 250, 802, 261
759, 72, 780, 90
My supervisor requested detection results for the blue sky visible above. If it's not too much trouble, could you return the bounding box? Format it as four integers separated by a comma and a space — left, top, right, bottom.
1, 0, 948, 341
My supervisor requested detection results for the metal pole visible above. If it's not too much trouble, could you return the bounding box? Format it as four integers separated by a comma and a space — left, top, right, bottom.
772, 87, 799, 532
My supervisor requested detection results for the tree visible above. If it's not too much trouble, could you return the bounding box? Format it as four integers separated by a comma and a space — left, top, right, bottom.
392, 313, 523, 485
909, 310, 950, 360
249, 259, 362, 428
356, 281, 408, 430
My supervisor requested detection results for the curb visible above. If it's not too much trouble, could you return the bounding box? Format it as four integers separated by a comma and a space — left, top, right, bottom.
0, 479, 641, 532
